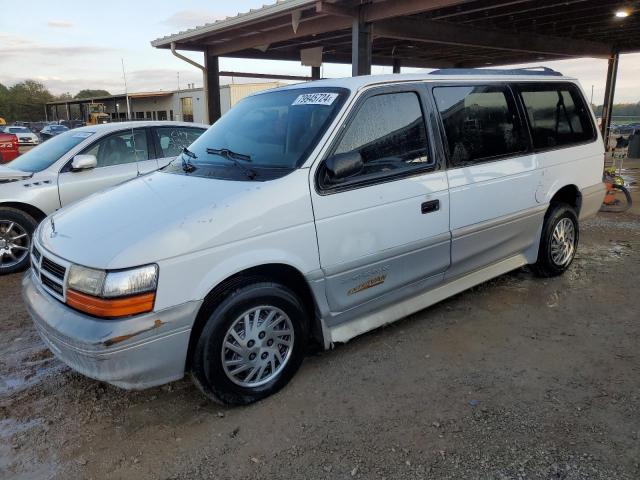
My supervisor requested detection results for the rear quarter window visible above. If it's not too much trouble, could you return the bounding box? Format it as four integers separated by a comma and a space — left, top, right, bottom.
153, 127, 206, 158
516, 83, 596, 150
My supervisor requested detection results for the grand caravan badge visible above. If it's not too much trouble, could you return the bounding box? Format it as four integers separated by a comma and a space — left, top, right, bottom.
347, 274, 387, 296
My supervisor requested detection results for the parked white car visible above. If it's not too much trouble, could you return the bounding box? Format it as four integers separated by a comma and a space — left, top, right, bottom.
2, 126, 39, 146
1, 121, 207, 274
23, 70, 605, 405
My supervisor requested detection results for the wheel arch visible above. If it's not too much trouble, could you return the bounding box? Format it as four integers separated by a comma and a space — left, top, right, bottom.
0, 201, 47, 222
185, 263, 322, 370
548, 184, 582, 215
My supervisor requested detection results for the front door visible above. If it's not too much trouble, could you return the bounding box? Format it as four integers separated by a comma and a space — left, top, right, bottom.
431, 84, 541, 278
311, 86, 450, 315
58, 128, 157, 207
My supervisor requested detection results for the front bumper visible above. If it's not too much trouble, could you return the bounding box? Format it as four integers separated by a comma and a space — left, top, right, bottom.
22, 271, 202, 389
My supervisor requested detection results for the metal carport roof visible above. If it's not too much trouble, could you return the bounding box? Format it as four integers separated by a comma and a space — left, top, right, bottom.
152, 0, 639, 131
152, 0, 639, 66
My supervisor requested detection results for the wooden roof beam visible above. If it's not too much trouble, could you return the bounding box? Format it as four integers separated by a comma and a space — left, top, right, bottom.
206, 14, 352, 56
374, 17, 612, 58
315, 1, 357, 18
363, 0, 472, 23
224, 49, 456, 69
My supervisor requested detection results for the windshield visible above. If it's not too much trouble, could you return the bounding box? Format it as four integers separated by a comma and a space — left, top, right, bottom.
51, 126, 68, 132
7, 127, 30, 134
7, 130, 94, 172
184, 87, 348, 173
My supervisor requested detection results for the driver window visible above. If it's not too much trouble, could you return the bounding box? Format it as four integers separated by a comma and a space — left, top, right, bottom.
83, 129, 149, 168
333, 92, 431, 180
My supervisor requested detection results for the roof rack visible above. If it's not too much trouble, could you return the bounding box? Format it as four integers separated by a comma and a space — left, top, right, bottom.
429, 67, 563, 77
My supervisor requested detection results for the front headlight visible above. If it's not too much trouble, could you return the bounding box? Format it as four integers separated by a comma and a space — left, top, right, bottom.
66, 264, 158, 318
103, 265, 158, 298
68, 265, 106, 296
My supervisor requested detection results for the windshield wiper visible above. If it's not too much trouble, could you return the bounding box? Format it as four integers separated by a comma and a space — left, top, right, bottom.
206, 148, 257, 180
181, 147, 198, 173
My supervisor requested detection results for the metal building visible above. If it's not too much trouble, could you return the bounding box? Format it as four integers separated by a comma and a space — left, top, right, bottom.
45, 82, 287, 124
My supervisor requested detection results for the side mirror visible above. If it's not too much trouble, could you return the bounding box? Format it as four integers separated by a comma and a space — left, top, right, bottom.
324, 151, 363, 181
71, 154, 97, 172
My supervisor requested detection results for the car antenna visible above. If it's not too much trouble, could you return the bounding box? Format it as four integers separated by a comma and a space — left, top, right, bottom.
131, 126, 140, 176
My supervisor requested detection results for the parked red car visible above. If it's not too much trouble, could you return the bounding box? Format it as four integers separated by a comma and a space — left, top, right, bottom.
0, 133, 19, 163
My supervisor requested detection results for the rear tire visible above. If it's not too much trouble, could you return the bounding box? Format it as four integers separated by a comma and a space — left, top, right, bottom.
531, 203, 579, 278
191, 281, 308, 406
0, 208, 36, 275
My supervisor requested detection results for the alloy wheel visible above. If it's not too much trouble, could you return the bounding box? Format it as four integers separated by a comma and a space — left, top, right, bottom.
550, 217, 576, 267
0, 221, 30, 269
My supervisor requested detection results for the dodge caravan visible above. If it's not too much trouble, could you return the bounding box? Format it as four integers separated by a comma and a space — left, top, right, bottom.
23, 69, 605, 405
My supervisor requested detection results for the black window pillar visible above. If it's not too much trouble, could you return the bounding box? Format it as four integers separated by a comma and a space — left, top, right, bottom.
351, 11, 372, 76
601, 51, 619, 144
205, 49, 222, 124
392, 58, 401, 74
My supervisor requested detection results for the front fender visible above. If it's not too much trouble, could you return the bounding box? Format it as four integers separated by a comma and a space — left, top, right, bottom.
154, 222, 320, 311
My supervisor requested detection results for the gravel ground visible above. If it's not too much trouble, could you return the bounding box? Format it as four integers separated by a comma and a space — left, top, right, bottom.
1, 171, 639, 479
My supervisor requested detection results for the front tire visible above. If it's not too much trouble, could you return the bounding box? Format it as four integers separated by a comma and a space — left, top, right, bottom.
191, 281, 308, 406
0, 208, 36, 275
532, 203, 579, 278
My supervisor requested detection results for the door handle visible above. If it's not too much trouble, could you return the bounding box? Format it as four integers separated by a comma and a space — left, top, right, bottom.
421, 199, 440, 214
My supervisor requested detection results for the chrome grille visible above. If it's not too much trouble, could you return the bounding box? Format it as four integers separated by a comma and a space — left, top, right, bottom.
41, 257, 66, 280
31, 242, 69, 302
41, 275, 64, 295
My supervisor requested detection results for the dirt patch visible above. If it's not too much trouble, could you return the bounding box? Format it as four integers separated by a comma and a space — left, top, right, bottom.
1, 211, 639, 479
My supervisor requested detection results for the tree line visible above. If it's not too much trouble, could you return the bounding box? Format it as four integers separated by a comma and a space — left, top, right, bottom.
0, 80, 110, 122
594, 102, 640, 118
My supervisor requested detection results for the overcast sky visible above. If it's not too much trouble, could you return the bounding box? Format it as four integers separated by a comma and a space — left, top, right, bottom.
0, 0, 638, 105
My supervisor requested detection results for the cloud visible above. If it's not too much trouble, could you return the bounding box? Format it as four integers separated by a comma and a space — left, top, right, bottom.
1, 68, 206, 96
0, 46, 115, 59
47, 20, 73, 28
0, 73, 123, 94
161, 9, 224, 29
125, 68, 204, 91
0, 33, 116, 60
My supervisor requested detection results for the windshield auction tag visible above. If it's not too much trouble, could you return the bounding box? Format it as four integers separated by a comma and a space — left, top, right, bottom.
292, 93, 338, 106
72, 132, 93, 138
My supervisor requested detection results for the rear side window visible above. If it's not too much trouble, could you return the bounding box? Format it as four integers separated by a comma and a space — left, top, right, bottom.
517, 83, 595, 150
153, 127, 205, 158
433, 85, 527, 167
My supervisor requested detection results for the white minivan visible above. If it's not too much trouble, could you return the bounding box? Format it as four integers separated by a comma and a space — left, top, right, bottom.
23, 69, 605, 405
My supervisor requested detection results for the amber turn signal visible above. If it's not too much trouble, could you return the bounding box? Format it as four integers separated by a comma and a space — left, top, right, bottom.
66, 289, 155, 318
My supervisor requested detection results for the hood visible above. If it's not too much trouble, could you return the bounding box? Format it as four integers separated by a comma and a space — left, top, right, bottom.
0, 165, 32, 180
38, 169, 312, 270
